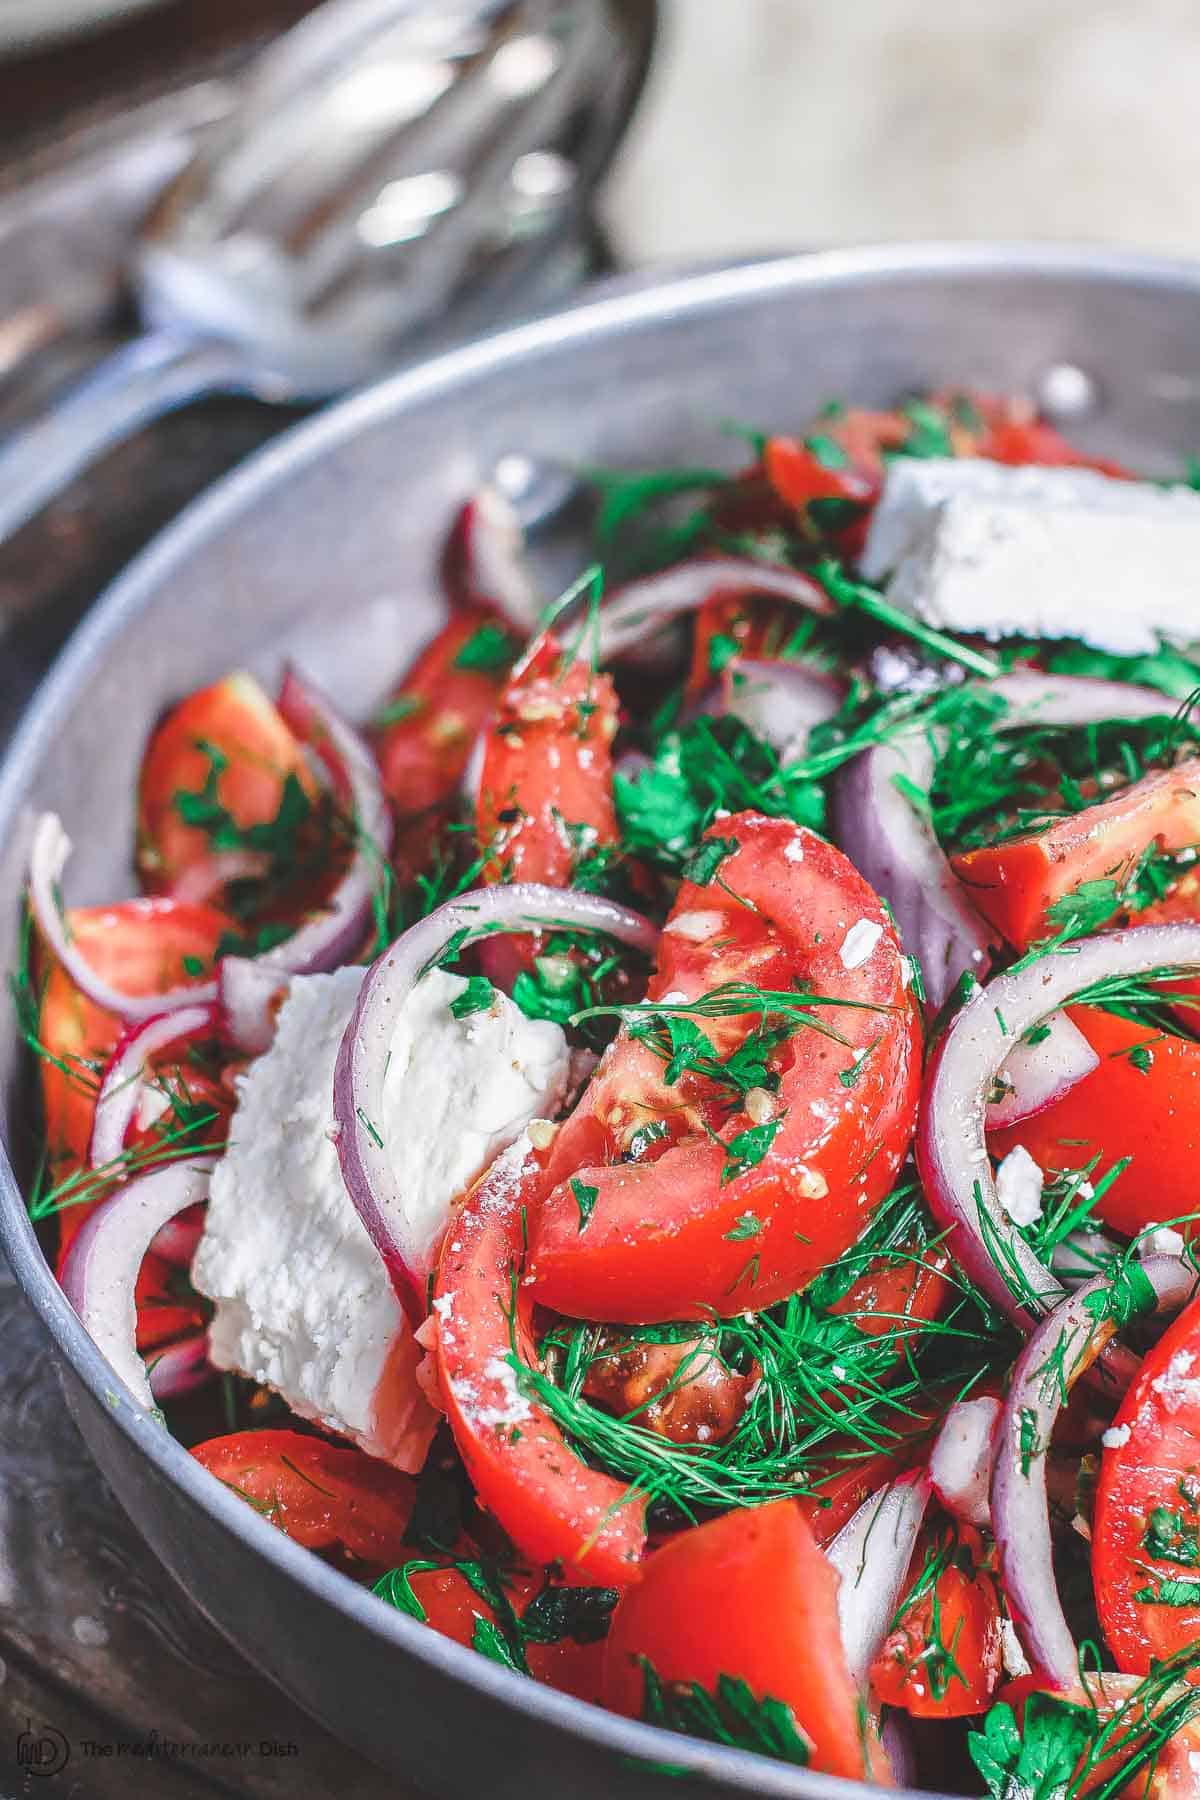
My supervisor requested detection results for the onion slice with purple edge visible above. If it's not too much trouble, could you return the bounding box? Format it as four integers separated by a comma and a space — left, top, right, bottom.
442, 484, 541, 631
88, 1002, 218, 1172
217, 955, 289, 1056
826, 1471, 932, 1686
929, 1394, 1001, 1528
917, 923, 1200, 1333
29, 668, 392, 1031
147, 1330, 212, 1400
59, 1158, 216, 1411
333, 883, 658, 1323
985, 1008, 1100, 1130
597, 558, 830, 662
832, 671, 1180, 1011
991, 1254, 1198, 1687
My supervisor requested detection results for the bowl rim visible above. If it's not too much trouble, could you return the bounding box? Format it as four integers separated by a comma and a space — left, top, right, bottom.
6, 239, 1200, 1796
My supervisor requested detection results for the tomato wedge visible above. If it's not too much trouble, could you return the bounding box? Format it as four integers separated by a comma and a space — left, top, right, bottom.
1093, 1289, 1200, 1675
372, 607, 516, 818
36, 898, 231, 1258
137, 673, 317, 895
602, 1499, 885, 1782
525, 814, 921, 1322
869, 1522, 1002, 1719
950, 759, 1200, 951
192, 1429, 415, 1564
401, 1556, 610, 1703
988, 1005, 1200, 1242
134, 1249, 207, 1351
432, 1137, 646, 1586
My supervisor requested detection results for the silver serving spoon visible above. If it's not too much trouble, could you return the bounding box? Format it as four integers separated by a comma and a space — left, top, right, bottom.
0, 0, 637, 547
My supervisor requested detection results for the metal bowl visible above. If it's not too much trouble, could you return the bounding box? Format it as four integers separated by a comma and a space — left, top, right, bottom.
4, 244, 1200, 1798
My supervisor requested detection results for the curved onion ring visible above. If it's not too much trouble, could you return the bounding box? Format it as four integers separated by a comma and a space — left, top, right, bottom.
832, 671, 1179, 1011
29, 669, 391, 1027
992, 1255, 1198, 1686
88, 1003, 218, 1172
333, 883, 659, 1321
826, 1471, 932, 1686
59, 1158, 216, 1410
146, 1330, 212, 1400
985, 1009, 1100, 1131
443, 484, 541, 631
918, 922, 1200, 1329
598, 558, 830, 663
929, 1394, 1001, 1528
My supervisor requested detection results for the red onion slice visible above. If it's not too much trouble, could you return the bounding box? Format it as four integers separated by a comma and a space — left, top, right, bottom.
598, 558, 830, 663
826, 1472, 932, 1686
217, 955, 289, 1055
146, 1331, 212, 1400
991, 1255, 1197, 1686
88, 1002, 218, 1172
333, 883, 658, 1321
717, 657, 844, 758
832, 671, 1180, 1012
29, 814, 220, 1019
985, 1010, 1100, 1130
929, 1395, 1001, 1528
917, 923, 1200, 1329
442, 484, 541, 631
269, 666, 394, 978
832, 732, 998, 1011
59, 1158, 216, 1410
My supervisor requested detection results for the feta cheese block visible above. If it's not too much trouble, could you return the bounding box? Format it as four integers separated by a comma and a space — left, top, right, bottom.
859, 456, 1200, 654
192, 964, 571, 1468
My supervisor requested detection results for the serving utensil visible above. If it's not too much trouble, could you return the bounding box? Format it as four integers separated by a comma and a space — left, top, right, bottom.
0, 0, 646, 548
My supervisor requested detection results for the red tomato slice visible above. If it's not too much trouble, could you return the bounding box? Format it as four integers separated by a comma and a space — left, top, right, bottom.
432, 1139, 646, 1587
982, 416, 1130, 476
191, 1429, 415, 1564
37, 899, 232, 1260
525, 814, 921, 1322
988, 1005, 1200, 1242
829, 1241, 950, 1344
403, 1559, 607, 1704
602, 1499, 885, 1783
763, 435, 875, 511
134, 1249, 207, 1351
997, 1675, 1200, 1796
686, 591, 826, 695
137, 673, 317, 894
869, 1523, 1002, 1719
950, 759, 1200, 951
372, 607, 515, 817
1093, 1290, 1200, 1675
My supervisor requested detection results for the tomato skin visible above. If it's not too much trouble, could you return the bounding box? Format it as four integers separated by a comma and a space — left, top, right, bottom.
869, 1524, 1002, 1719
998, 1676, 1200, 1796
1093, 1291, 1200, 1675
137, 673, 316, 893
37, 899, 232, 1261
191, 1429, 415, 1563
405, 1561, 607, 1704
526, 815, 922, 1322
134, 1250, 207, 1351
372, 607, 513, 818
432, 1140, 646, 1587
602, 1500, 885, 1783
950, 758, 1200, 951
988, 1005, 1200, 1242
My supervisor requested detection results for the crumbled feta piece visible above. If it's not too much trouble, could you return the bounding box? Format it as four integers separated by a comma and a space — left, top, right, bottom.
783, 835, 805, 864
839, 919, 883, 970
995, 1144, 1044, 1227
1153, 1347, 1200, 1414
665, 909, 726, 942
1101, 1423, 1131, 1449
1140, 1225, 1186, 1258
860, 457, 1200, 653
193, 965, 568, 1467
999, 1617, 1032, 1679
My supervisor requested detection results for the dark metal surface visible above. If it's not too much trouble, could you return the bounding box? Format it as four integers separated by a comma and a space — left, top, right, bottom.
6, 245, 1200, 1799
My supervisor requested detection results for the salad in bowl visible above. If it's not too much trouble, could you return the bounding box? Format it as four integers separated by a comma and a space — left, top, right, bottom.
21, 386, 1200, 1793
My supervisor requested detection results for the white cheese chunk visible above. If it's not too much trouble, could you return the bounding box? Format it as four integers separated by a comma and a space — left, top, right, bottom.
192, 965, 569, 1467
995, 1144, 1045, 1228
860, 456, 1200, 653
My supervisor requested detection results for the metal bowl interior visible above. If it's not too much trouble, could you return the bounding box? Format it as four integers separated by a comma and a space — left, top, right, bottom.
5, 243, 1200, 1798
